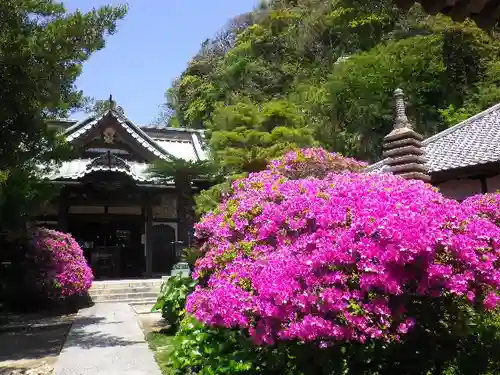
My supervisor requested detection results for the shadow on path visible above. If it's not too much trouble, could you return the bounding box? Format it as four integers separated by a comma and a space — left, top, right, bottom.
0, 315, 140, 364
66, 316, 142, 349
0, 323, 70, 362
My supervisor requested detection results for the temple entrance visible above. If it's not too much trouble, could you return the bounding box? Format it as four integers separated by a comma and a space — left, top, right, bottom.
151, 224, 177, 275
68, 216, 144, 279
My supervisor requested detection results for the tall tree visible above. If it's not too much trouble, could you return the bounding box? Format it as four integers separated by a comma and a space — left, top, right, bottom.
149, 158, 215, 245
0, 0, 127, 231
325, 20, 500, 160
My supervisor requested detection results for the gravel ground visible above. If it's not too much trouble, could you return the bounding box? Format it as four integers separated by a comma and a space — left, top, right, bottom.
0, 314, 75, 375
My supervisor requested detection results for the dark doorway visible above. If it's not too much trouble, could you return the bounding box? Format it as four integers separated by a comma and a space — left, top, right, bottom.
68, 216, 144, 279
151, 224, 176, 274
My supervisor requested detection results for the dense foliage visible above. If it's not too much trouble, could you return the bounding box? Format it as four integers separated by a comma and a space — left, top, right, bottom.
166, 315, 302, 375
164, 310, 500, 375
24, 228, 93, 300
159, 0, 500, 174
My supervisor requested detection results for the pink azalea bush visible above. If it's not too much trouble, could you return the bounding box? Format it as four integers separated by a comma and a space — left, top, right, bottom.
267, 147, 367, 179
462, 192, 500, 225
187, 169, 500, 346
26, 227, 93, 299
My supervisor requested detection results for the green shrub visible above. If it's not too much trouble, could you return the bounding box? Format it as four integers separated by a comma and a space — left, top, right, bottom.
163, 306, 500, 375
167, 316, 294, 375
152, 275, 197, 330
181, 247, 202, 272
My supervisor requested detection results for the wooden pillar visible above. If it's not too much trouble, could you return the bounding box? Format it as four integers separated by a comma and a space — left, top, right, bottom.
145, 198, 153, 277
57, 187, 69, 232
480, 176, 488, 194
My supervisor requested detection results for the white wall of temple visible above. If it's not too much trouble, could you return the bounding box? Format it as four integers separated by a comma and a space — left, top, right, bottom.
436, 178, 483, 201
486, 174, 500, 192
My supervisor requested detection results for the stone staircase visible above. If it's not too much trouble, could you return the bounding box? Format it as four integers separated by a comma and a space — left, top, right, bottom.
88, 279, 164, 305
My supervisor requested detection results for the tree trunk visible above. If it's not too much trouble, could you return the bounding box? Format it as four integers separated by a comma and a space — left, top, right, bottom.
175, 173, 194, 247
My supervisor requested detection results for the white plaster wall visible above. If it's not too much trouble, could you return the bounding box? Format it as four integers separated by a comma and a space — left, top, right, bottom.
437, 178, 482, 201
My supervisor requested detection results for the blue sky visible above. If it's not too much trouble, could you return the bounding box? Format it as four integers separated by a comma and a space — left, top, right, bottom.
65, 0, 258, 124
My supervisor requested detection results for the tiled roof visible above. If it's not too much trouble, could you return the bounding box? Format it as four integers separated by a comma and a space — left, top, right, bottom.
44, 157, 177, 184
64, 110, 172, 160
366, 102, 500, 174
44, 110, 208, 183
45, 159, 151, 182
149, 130, 208, 162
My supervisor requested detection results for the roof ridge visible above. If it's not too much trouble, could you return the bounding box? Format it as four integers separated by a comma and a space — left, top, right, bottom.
63, 109, 175, 160
142, 125, 206, 133
423, 101, 500, 145
111, 110, 173, 159
63, 114, 96, 134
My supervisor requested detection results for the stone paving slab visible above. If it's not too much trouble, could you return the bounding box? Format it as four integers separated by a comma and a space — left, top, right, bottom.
0, 315, 75, 333
130, 303, 156, 315
54, 303, 162, 375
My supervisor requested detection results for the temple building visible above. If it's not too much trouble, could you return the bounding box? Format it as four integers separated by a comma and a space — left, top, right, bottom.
35, 108, 208, 280
367, 89, 500, 201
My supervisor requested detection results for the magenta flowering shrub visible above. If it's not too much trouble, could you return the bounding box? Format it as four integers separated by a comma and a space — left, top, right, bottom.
267, 147, 367, 179
26, 227, 93, 299
187, 171, 500, 346
462, 192, 500, 225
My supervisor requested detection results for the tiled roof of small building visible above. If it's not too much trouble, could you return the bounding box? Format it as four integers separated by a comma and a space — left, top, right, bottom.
366, 102, 500, 174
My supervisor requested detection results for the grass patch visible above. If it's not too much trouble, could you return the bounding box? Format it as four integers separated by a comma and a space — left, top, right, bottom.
146, 332, 175, 375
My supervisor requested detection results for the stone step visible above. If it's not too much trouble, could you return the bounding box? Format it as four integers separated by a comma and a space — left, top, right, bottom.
89, 286, 161, 296
88, 278, 164, 304
90, 279, 163, 290
95, 298, 156, 308
91, 291, 159, 302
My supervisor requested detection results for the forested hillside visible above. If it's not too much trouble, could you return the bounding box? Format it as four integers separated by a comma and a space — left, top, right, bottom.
158, 0, 500, 176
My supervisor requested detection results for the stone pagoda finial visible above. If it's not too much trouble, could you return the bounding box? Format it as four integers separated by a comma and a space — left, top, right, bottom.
382, 88, 430, 182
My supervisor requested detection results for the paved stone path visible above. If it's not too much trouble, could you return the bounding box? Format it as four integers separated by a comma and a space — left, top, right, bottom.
54, 303, 162, 375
